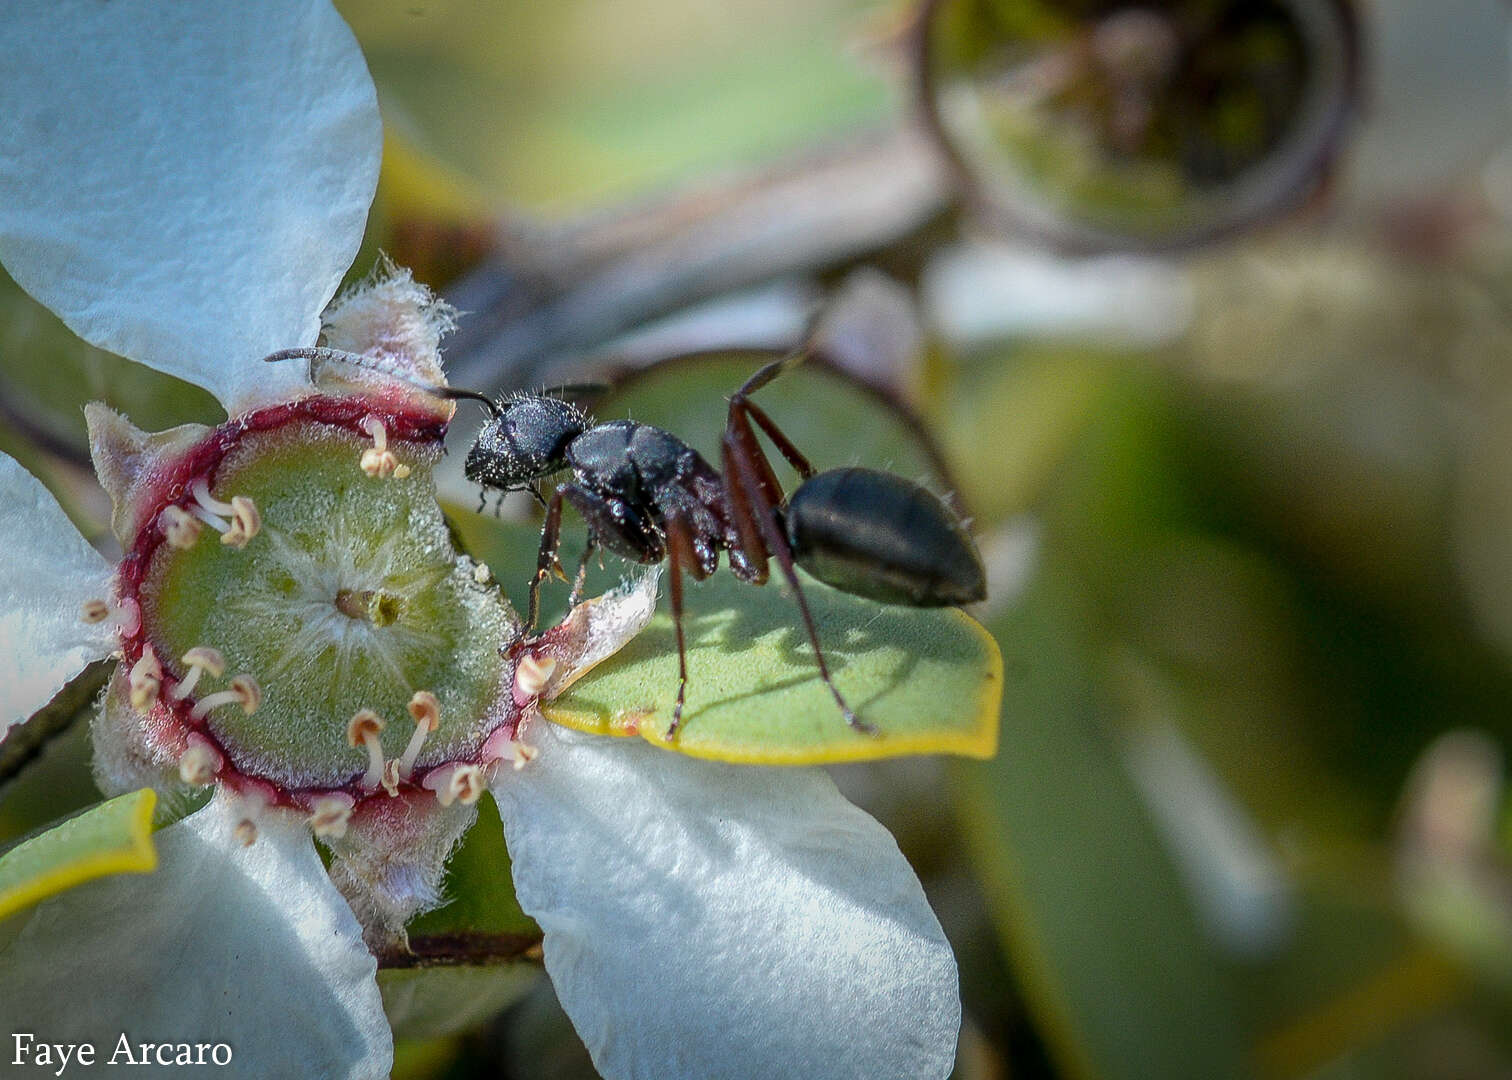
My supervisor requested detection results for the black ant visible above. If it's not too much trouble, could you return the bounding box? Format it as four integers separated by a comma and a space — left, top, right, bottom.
268, 348, 986, 738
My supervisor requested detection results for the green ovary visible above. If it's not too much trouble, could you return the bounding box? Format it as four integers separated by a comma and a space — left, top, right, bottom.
141, 425, 517, 789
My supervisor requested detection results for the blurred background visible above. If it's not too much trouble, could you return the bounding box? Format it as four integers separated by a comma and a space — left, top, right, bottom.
6, 0, 1512, 1076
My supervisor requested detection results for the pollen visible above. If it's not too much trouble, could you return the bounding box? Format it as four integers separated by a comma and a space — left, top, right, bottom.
514, 654, 557, 699
472, 561, 492, 585
129, 646, 163, 712
159, 504, 203, 549
177, 736, 223, 786
189, 673, 262, 721
308, 794, 355, 839
348, 709, 386, 791
80, 598, 112, 624
396, 690, 441, 779
168, 646, 226, 701
234, 818, 259, 847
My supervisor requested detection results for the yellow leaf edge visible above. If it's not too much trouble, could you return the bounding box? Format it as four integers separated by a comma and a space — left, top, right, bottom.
541, 608, 1004, 765
0, 789, 158, 922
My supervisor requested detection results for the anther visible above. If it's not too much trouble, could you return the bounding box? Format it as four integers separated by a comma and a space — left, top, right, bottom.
221, 496, 261, 548
129, 646, 162, 712
452, 764, 486, 805
507, 740, 539, 772
190, 674, 262, 721
177, 735, 223, 786
159, 504, 203, 549
234, 819, 258, 847
308, 794, 355, 840
381, 758, 403, 798
514, 654, 557, 699
347, 710, 386, 791
81, 598, 111, 624
168, 646, 226, 701
397, 691, 441, 778
422, 763, 487, 807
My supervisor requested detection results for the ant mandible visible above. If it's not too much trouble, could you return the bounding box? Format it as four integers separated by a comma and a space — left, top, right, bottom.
268, 348, 987, 739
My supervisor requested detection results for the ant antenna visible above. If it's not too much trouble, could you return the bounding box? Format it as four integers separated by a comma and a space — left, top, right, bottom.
263, 347, 502, 419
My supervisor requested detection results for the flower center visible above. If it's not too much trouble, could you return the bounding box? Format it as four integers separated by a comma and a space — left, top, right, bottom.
116, 399, 521, 800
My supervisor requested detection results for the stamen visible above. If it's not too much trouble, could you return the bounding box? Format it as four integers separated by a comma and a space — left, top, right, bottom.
129, 646, 162, 712
397, 690, 441, 778
358, 416, 410, 478
452, 764, 486, 805
168, 646, 226, 701
159, 504, 203, 549
308, 794, 355, 839
234, 819, 258, 847
422, 763, 487, 807
347, 710, 386, 791
189, 478, 260, 547
191, 477, 236, 517
177, 735, 223, 786
514, 654, 557, 699
190, 674, 262, 721
189, 503, 230, 534
381, 758, 403, 797
361, 415, 389, 454
505, 740, 539, 772
221, 495, 261, 548
117, 597, 141, 638
81, 598, 111, 624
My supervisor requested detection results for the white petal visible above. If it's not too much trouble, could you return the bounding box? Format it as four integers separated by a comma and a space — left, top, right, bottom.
0, 793, 391, 1080
0, 453, 115, 737
492, 723, 961, 1080
0, 1, 381, 412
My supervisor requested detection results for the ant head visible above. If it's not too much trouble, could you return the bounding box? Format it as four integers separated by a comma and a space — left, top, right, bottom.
464, 395, 588, 491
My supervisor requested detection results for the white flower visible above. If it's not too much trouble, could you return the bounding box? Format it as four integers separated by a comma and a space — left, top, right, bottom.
0, 3, 961, 1078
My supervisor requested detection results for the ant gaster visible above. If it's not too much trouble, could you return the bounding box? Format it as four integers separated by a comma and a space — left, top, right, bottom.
267, 348, 987, 738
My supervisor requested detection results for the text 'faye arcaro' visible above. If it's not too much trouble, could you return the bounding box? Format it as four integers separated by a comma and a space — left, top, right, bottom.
11, 1033, 233, 1074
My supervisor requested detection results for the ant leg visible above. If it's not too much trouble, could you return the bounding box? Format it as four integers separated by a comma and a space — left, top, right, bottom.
663, 515, 698, 740
566, 536, 597, 609
732, 351, 805, 399
476, 487, 487, 515
727, 397, 816, 481
721, 431, 872, 734
720, 436, 770, 584
728, 351, 817, 479
528, 488, 567, 631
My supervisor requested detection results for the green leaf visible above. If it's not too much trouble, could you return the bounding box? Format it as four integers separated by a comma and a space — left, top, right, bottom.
403, 793, 538, 948
380, 966, 540, 1042
377, 796, 541, 1039
341, 0, 893, 213
0, 789, 157, 921
545, 569, 1001, 764
596, 350, 947, 490
960, 564, 1249, 1080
